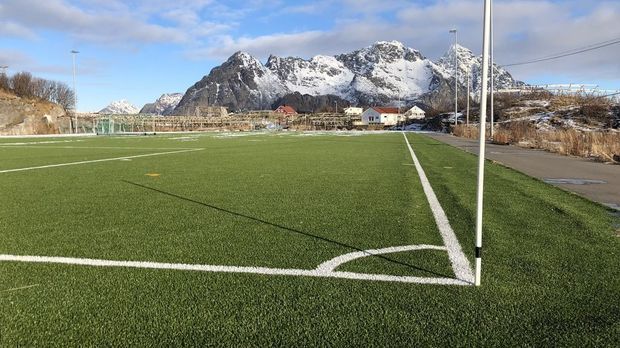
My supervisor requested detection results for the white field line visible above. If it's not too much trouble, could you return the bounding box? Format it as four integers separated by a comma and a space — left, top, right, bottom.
402, 133, 475, 284
0, 148, 203, 174
0, 140, 83, 145
0, 247, 470, 286
0, 145, 199, 150
1, 284, 39, 292
0, 133, 94, 139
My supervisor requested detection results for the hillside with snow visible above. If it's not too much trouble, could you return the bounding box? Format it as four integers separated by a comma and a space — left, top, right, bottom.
99, 100, 139, 114
140, 93, 183, 115
175, 41, 521, 113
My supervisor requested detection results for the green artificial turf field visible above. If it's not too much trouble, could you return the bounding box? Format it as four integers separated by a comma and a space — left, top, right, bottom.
0, 132, 618, 346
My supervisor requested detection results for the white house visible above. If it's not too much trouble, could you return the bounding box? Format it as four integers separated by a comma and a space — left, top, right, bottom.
361, 107, 405, 126
344, 107, 363, 116
405, 106, 426, 119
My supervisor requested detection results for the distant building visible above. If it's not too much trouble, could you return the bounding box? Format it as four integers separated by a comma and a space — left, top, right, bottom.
274, 105, 297, 115
344, 107, 363, 116
405, 106, 426, 120
361, 107, 404, 126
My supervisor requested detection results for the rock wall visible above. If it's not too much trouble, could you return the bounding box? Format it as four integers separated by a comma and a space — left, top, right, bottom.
0, 90, 65, 135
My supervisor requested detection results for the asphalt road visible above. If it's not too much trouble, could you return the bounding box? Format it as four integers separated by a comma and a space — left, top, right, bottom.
424, 133, 620, 211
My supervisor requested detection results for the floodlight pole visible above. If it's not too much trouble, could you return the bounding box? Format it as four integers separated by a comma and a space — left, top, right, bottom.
489, 0, 495, 139
466, 67, 470, 126
450, 29, 458, 126
475, 0, 492, 287
71, 50, 79, 134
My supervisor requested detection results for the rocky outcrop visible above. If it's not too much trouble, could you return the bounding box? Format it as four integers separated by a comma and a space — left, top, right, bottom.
0, 90, 65, 135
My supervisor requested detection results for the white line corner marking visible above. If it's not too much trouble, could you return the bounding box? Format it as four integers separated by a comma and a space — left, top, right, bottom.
0, 148, 203, 174
0, 244, 468, 286
0, 134, 474, 285
402, 133, 475, 284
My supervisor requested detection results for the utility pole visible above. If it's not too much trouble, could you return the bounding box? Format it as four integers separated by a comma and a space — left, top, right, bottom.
334, 101, 337, 114
71, 50, 79, 134
489, 0, 495, 139
450, 29, 458, 126
475, 0, 492, 287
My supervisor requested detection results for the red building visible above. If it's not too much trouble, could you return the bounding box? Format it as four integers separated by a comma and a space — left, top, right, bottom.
274, 105, 297, 115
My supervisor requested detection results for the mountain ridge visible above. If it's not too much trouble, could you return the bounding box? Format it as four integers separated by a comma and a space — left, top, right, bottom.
175, 41, 522, 114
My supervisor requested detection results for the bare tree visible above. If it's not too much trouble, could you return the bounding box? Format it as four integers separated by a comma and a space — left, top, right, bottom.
0, 73, 9, 91
31, 78, 55, 101
10, 72, 34, 97
52, 82, 76, 111
3, 71, 75, 112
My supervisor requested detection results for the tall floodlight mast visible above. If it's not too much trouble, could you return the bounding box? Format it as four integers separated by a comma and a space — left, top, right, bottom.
449, 29, 458, 126
71, 50, 79, 134
466, 67, 470, 126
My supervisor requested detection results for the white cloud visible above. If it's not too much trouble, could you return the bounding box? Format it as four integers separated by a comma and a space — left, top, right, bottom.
198, 0, 620, 84
0, 49, 103, 76
0, 20, 37, 39
0, 0, 228, 45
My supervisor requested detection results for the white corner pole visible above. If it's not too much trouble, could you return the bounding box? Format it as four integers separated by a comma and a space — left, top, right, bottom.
489, 0, 495, 139
475, 0, 492, 287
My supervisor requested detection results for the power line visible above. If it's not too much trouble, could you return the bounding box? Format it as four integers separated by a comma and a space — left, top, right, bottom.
502, 37, 620, 67
594, 90, 620, 99
533, 37, 620, 58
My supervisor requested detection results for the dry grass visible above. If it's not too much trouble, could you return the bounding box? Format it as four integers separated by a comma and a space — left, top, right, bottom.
452, 125, 479, 139
537, 130, 620, 162
453, 123, 620, 163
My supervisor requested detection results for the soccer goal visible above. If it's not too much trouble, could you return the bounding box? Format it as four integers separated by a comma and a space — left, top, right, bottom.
95, 116, 156, 136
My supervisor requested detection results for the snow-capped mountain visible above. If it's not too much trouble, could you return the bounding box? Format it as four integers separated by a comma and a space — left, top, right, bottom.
140, 93, 183, 115
99, 100, 139, 114
435, 44, 519, 95
175, 41, 521, 113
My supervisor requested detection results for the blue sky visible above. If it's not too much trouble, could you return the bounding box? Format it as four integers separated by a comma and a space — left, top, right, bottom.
1, 0, 619, 111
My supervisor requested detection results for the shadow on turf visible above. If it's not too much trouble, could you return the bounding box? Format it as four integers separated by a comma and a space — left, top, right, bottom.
122, 180, 455, 279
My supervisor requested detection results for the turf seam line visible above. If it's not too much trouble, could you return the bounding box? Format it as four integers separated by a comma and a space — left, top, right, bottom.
0, 148, 204, 174
402, 133, 475, 284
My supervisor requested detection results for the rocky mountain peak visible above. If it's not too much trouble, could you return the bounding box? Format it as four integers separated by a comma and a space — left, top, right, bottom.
139, 93, 183, 115
99, 100, 139, 114
228, 51, 264, 69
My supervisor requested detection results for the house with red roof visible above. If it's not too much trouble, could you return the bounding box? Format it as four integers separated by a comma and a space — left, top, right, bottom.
361, 107, 405, 126
273, 105, 297, 116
